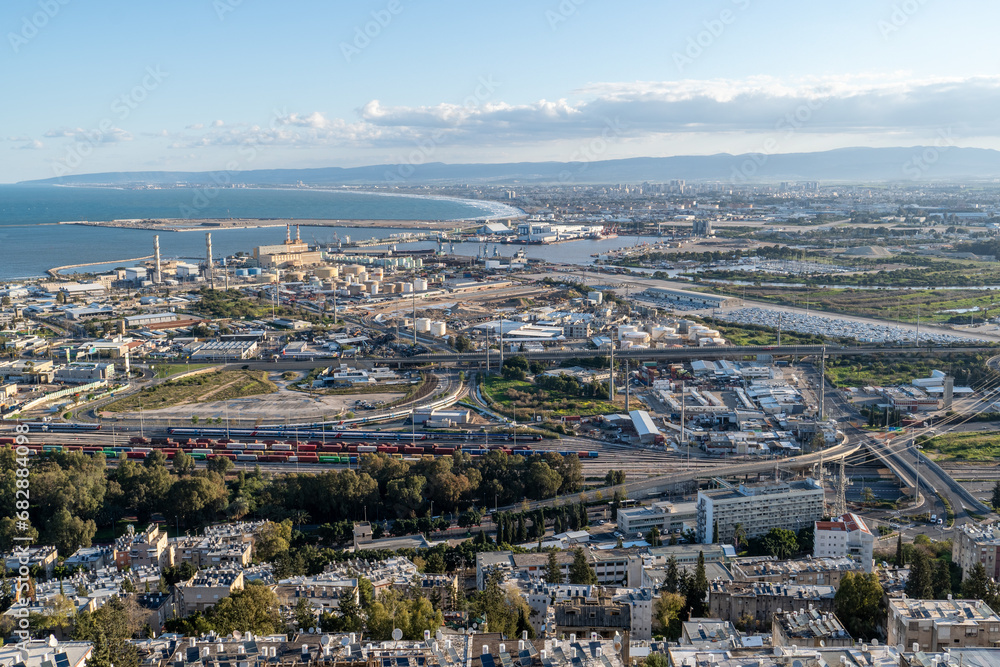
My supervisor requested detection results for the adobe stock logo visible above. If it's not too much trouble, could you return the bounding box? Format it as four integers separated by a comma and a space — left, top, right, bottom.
340, 0, 404, 63
8, 0, 71, 53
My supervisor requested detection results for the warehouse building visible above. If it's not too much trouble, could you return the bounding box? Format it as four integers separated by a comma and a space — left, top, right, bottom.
642, 287, 739, 310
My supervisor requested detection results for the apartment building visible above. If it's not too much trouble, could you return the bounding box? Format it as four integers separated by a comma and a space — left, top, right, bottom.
813, 513, 875, 573
772, 609, 852, 648
176, 568, 245, 615
616, 502, 696, 537
731, 556, 860, 587
952, 523, 1000, 579
708, 581, 836, 630
696, 478, 824, 544
887, 598, 1000, 652
116, 524, 171, 569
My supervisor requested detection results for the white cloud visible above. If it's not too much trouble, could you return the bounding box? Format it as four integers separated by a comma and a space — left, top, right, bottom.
143, 74, 1000, 160
14, 140, 43, 150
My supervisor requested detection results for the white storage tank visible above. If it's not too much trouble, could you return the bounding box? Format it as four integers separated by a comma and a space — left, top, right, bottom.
412, 278, 428, 291
429, 321, 447, 337
415, 317, 432, 333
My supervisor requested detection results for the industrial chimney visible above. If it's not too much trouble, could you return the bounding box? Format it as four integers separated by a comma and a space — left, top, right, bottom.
205, 233, 215, 289
154, 235, 162, 284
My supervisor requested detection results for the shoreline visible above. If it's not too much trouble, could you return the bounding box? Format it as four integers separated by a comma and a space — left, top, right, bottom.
57, 218, 493, 232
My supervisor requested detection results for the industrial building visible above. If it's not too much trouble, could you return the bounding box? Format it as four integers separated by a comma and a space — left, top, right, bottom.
253, 225, 323, 268
696, 478, 825, 544
54, 361, 116, 384
642, 287, 739, 310
125, 312, 179, 327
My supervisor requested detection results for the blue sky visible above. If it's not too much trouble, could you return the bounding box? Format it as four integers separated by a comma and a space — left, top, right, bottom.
2, 0, 999, 182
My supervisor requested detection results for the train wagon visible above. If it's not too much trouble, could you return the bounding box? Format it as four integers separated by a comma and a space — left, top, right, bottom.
272, 443, 293, 451
356, 445, 377, 453
126, 451, 147, 459
297, 444, 317, 452
298, 454, 319, 463
246, 443, 267, 451
236, 454, 258, 462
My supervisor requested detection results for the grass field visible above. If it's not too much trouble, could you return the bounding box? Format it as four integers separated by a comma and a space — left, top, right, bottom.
151, 363, 215, 379
922, 430, 1000, 462
106, 370, 277, 412
824, 352, 994, 389
480, 376, 621, 418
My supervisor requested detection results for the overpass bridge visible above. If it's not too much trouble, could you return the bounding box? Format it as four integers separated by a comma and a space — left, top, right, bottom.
232, 345, 997, 370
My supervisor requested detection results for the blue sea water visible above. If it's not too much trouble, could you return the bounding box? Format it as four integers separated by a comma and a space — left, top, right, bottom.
0, 185, 521, 280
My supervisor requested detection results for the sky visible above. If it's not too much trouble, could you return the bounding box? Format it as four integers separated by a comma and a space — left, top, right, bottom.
2, 0, 1000, 182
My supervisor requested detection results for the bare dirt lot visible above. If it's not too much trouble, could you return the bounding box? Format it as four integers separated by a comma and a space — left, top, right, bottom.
103, 372, 405, 421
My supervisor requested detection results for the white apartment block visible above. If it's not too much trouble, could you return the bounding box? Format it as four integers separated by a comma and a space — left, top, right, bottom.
813, 513, 875, 573
696, 478, 824, 544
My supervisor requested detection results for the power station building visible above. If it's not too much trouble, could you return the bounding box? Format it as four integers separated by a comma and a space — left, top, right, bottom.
253, 225, 323, 268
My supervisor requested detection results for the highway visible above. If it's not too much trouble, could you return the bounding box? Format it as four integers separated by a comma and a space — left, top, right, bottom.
223, 344, 998, 368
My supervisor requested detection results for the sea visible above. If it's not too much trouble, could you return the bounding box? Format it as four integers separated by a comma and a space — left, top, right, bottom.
0, 185, 517, 280
0, 184, 658, 280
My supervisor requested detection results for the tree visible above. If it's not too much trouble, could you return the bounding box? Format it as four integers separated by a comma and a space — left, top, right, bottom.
992, 480, 1000, 511
648, 525, 661, 547
653, 592, 685, 640
172, 449, 196, 475
933, 559, 953, 599
255, 519, 293, 562
761, 527, 798, 560
686, 551, 709, 618
546, 551, 564, 584
664, 556, 680, 594
209, 582, 282, 635
45, 508, 97, 555
644, 655, 669, 667
568, 548, 597, 585
834, 571, 883, 640
895, 532, 905, 567
962, 562, 991, 601
905, 550, 935, 599
294, 597, 316, 630
732, 523, 748, 552
207, 456, 234, 476
73, 597, 142, 667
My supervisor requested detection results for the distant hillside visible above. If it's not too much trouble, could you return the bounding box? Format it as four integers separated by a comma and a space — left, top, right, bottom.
21, 146, 1000, 185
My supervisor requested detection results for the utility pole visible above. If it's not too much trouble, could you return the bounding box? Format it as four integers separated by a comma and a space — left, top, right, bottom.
777, 312, 782, 347
412, 291, 417, 347
625, 359, 630, 413
608, 334, 615, 402
499, 319, 504, 370
681, 380, 687, 469
913, 436, 921, 510
819, 346, 826, 421
485, 328, 490, 374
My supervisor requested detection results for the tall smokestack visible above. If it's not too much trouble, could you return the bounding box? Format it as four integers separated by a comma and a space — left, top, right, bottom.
154, 235, 162, 284
286, 224, 291, 244
296, 225, 301, 243
206, 233, 214, 289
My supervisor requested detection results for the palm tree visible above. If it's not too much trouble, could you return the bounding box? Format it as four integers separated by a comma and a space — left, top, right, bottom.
290, 510, 311, 530
732, 523, 747, 552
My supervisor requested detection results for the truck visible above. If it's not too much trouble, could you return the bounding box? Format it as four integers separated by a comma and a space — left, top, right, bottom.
930, 514, 937, 522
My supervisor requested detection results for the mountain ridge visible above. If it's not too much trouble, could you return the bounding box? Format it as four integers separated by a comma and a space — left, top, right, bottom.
19, 146, 1000, 186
